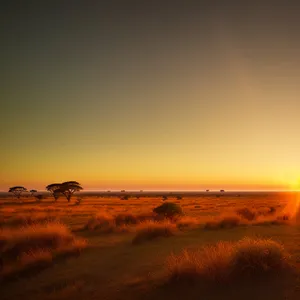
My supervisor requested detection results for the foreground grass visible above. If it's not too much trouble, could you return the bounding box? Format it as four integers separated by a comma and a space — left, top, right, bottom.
0, 222, 86, 280
166, 237, 292, 283
1, 193, 299, 300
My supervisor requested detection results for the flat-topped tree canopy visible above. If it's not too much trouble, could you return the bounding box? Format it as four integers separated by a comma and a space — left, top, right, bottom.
46, 183, 61, 191
46, 183, 62, 201
59, 181, 83, 202
46, 181, 83, 202
61, 181, 80, 185
8, 186, 27, 199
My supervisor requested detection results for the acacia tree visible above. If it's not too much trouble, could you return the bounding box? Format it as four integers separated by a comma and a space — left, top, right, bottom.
46, 183, 62, 201
30, 189, 37, 196
58, 181, 83, 202
46, 181, 83, 202
8, 186, 27, 200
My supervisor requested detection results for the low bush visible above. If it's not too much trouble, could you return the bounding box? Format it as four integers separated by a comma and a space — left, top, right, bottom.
153, 202, 183, 219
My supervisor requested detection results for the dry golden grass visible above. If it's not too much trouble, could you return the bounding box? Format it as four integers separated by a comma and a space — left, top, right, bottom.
84, 212, 116, 232
166, 237, 291, 284
0, 222, 87, 279
253, 213, 290, 226
1, 193, 300, 299
132, 220, 177, 244
175, 216, 200, 230
235, 207, 258, 221
84, 211, 162, 233
0, 214, 58, 228
204, 214, 248, 230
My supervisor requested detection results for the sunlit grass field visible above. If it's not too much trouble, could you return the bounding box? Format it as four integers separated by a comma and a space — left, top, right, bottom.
1, 192, 300, 300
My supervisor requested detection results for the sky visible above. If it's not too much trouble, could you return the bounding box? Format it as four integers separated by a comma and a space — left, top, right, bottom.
1, 1, 300, 191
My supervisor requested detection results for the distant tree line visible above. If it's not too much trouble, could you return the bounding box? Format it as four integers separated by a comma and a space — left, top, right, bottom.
8, 181, 83, 203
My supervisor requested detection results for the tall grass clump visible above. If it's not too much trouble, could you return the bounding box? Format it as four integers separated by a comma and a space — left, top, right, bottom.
0, 222, 86, 279
132, 220, 177, 244
166, 237, 291, 284
84, 212, 116, 232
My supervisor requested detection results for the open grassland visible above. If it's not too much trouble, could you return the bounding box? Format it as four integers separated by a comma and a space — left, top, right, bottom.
1, 192, 300, 300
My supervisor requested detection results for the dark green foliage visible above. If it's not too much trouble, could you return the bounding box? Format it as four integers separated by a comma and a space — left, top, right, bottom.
153, 202, 183, 219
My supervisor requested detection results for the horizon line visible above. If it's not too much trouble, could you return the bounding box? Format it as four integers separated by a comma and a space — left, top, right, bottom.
0, 189, 298, 193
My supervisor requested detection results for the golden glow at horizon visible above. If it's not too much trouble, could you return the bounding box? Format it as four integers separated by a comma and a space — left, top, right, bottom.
2, 12, 300, 191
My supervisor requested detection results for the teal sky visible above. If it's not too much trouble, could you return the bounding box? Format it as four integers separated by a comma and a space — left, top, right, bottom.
2, 2, 300, 191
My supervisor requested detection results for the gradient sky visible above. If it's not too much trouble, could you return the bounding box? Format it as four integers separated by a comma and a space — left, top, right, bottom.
2, 1, 300, 191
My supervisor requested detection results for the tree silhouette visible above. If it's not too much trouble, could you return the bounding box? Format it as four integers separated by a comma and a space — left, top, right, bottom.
57, 181, 83, 202
8, 186, 27, 199
30, 189, 37, 196
46, 183, 62, 201
35, 194, 43, 202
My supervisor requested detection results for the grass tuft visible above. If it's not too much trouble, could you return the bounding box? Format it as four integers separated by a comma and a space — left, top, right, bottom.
0, 222, 86, 279
166, 237, 291, 284
132, 220, 177, 244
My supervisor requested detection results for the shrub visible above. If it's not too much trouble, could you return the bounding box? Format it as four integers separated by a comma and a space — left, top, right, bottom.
132, 221, 177, 244
153, 202, 183, 219
166, 237, 291, 284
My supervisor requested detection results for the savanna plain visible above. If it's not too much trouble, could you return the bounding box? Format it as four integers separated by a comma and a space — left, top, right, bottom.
1, 191, 300, 300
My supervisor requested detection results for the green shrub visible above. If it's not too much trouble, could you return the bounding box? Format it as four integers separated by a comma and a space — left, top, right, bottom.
153, 202, 183, 219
